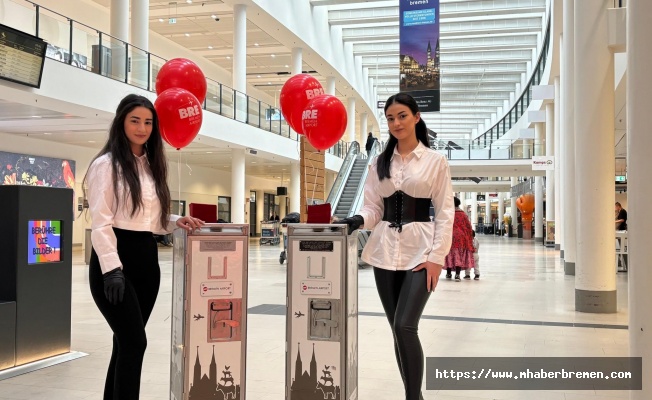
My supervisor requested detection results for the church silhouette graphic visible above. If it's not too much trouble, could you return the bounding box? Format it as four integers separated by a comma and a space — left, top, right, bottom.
291, 343, 341, 400
189, 346, 241, 400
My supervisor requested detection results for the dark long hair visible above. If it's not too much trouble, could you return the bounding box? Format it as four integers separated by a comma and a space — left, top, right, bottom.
84, 94, 171, 228
377, 93, 430, 180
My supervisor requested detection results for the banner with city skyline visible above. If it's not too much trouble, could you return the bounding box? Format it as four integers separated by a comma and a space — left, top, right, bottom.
399, 0, 441, 112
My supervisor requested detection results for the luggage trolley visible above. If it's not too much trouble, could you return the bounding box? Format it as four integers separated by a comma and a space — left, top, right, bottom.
170, 224, 249, 400
285, 224, 359, 400
279, 212, 300, 264
260, 220, 280, 246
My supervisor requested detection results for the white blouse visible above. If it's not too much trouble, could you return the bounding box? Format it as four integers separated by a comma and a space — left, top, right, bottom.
358, 142, 454, 271
86, 153, 179, 274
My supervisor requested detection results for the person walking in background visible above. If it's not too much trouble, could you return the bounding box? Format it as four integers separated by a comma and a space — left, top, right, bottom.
464, 231, 480, 280
445, 196, 475, 282
615, 202, 627, 230
365, 131, 377, 157
84, 94, 204, 400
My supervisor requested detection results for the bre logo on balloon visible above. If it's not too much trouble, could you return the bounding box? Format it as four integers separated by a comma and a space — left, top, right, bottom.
178, 105, 202, 125
305, 88, 324, 99
302, 109, 319, 129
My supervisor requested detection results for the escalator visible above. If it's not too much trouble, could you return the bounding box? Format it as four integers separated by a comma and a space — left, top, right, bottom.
332, 158, 367, 219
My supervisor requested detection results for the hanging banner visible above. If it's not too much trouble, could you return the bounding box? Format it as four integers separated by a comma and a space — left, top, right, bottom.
399, 0, 441, 112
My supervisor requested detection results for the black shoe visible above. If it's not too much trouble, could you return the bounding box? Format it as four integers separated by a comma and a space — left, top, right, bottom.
463, 275, 471, 280
446, 273, 452, 279
455, 275, 461, 282
474, 275, 480, 280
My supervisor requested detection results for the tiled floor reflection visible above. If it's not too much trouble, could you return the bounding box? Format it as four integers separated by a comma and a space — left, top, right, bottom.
0, 235, 631, 399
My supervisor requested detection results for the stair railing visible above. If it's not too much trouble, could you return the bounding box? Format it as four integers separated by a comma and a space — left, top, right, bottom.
326, 141, 360, 214
348, 139, 382, 217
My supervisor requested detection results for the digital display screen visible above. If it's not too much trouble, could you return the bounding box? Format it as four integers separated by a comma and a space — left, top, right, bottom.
0, 24, 47, 88
27, 220, 62, 264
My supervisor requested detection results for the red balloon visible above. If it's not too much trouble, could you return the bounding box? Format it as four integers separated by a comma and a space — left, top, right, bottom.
302, 95, 347, 151
154, 88, 203, 150
155, 58, 207, 104
280, 74, 324, 134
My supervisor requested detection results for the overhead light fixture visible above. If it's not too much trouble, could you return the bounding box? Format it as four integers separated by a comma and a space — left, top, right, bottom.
226, 56, 231, 59
185, 33, 190, 37
206, 151, 213, 154
271, 54, 276, 58
158, 18, 164, 22
211, 14, 217, 19
43, 132, 52, 135
254, 43, 259, 46
285, 64, 289, 68
31, 115, 41, 118
251, 161, 257, 164
257, 75, 261, 78
267, 82, 271, 85
208, 45, 213, 49
186, 0, 192, 3
88, 140, 95, 143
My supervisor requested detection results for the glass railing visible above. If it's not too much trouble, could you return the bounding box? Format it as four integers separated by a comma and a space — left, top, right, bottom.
326, 141, 360, 212
4, 0, 347, 158
434, 139, 544, 160
463, 16, 552, 155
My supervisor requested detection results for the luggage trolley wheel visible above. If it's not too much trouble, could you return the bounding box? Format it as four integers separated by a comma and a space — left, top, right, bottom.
279, 250, 286, 264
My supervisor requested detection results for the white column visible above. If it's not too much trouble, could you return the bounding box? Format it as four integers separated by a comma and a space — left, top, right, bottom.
360, 113, 368, 150
534, 122, 544, 241
347, 97, 356, 144
471, 192, 478, 230
110, 0, 129, 80
290, 162, 301, 214
255, 190, 264, 235
628, 0, 652, 395
231, 149, 246, 224
545, 103, 555, 232
574, 0, 615, 313
233, 4, 247, 93
291, 47, 302, 76
326, 76, 336, 96
233, 4, 247, 123
129, 0, 149, 87
510, 177, 518, 235
554, 76, 562, 251
562, 0, 577, 274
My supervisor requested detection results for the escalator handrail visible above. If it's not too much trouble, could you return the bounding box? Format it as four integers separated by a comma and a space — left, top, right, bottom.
326, 141, 360, 213
348, 139, 382, 217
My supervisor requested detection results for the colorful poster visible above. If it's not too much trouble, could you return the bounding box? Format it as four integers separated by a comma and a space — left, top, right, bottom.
399, 0, 441, 112
28, 220, 62, 264
0, 151, 75, 188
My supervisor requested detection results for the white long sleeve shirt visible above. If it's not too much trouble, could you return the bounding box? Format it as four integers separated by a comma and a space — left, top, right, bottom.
358, 142, 454, 270
87, 153, 180, 274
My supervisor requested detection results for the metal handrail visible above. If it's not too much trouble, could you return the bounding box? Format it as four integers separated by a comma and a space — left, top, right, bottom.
9, 0, 348, 158
348, 139, 381, 217
326, 141, 360, 212
473, 16, 552, 149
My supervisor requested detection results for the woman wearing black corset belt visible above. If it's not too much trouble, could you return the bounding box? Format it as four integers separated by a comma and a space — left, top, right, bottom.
340, 93, 454, 399
84, 94, 204, 400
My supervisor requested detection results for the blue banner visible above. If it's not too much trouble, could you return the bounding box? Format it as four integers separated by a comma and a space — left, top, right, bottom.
399, 0, 440, 112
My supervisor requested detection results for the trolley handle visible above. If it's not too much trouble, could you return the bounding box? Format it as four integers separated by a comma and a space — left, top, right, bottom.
190, 223, 248, 235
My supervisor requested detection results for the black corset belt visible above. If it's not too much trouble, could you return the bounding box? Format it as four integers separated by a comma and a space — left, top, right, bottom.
382, 190, 432, 232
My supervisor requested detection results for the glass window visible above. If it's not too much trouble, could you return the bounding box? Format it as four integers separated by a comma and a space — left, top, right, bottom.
218, 196, 231, 222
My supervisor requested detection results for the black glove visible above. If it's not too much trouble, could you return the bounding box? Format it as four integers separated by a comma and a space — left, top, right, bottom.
103, 268, 125, 305
339, 215, 364, 235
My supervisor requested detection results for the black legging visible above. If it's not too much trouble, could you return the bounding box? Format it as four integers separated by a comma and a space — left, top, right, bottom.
374, 267, 431, 400
89, 228, 161, 400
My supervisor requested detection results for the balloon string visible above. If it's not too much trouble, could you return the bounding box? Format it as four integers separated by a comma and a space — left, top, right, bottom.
177, 150, 181, 216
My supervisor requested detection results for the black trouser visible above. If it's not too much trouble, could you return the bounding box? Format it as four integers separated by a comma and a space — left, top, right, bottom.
374, 267, 431, 400
89, 228, 161, 400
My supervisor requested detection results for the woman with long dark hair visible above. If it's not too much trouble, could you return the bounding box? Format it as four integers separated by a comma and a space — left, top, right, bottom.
340, 93, 454, 399
84, 94, 203, 399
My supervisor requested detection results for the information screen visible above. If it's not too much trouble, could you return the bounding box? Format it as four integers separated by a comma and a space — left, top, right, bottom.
0, 24, 47, 88
27, 220, 62, 264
